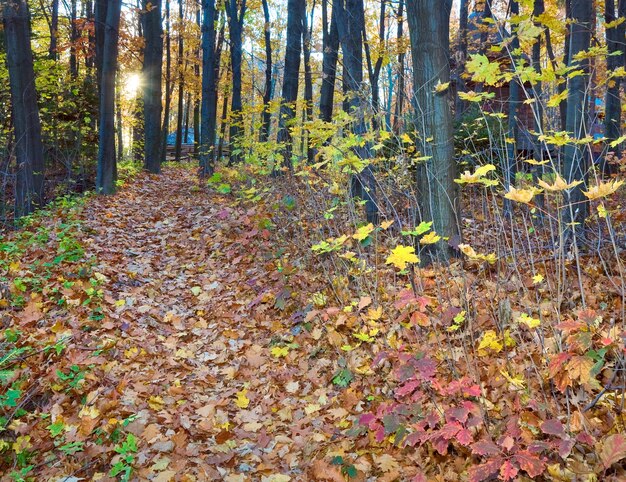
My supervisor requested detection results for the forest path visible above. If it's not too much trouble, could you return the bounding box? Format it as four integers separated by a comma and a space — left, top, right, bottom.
81, 167, 349, 481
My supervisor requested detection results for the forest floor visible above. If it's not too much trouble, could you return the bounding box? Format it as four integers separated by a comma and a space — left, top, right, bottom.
3, 165, 626, 481
1, 167, 415, 481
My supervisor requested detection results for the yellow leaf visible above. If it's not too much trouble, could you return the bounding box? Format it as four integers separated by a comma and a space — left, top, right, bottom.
537, 173, 583, 192
532, 273, 544, 284
477, 330, 503, 356
434, 80, 450, 93
597, 203, 608, 218
458, 244, 497, 264
523, 158, 549, 166
386, 245, 419, 270
353, 223, 375, 241
518, 313, 541, 328
380, 220, 394, 230
235, 388, 250, 409
500, 370, 526, 389
547, 89, 568, 107
583, 180, 624, 200
12, 435, 31, 454
455, 164, 498, 186
504, 186, 541, 204
420, 231, 442, 245
271, 346, 290, 358
148, 396, 165, 411
566, 356, 595, 385
78, 405, 100, 419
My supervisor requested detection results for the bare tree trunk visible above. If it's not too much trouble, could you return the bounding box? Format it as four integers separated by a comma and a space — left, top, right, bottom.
259, 0, 273, 142
319, 0, 339, 122
276, 0, 305, 169
142, 0, 163, 173
199, 0, 218, 175
4, 0, 45, 216
96, 0, 122, 194
175, 0, 185, 162
603, 0, 626, 173
364, 0, 385, 129
161, 0, 172, 165
562, 0, 592, 231
393, 0, 404, 133
302, 0, 315, 161
49, 0, 58, 59
407, 0, 460, 262
225, 0, 247, 163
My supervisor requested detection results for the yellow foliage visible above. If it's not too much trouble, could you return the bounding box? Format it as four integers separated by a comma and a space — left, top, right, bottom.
477, 330, 503, 356
504, 186, 541, 204
420, 231, 442, 245
583, 180, 624, 200
386, 245, 419, 270
537, 173, 583, 192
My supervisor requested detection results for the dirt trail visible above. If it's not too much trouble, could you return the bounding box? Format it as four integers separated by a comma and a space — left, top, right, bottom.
79, 168, 350, 481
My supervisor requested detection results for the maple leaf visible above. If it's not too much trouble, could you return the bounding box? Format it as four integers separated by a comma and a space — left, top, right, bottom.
467, 54, 502, 85
455, 164, 498, 186
565, 355, 595, 385
386, 245, 419, 270
353, 223, 375, 242
375, 453, 400, 473
540, 419, 565, 438
471, 439, 500, 456
504, 186, 541, 204
499, 460, 519, 481
468, 458, 501, 482
537, 173, 583, 192
514, 450, 545, 478
235, 388, 250, 409
148, 395, 165, 411
599, 433, 626, 469
420, 231, 441, 245
270, 346, 290, 358
477, 330, 503, 356
583, 179, 624, 200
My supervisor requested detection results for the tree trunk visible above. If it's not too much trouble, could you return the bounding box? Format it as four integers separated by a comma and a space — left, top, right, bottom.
393, 0, 404, 133
96, 0, 122, 194
455, 0, 469, 119
200, 0, 218, 175
319, 0, 339, 123
142, 0, 163, 173
4, 0, 45, 217
504, 0, 521, 217
175, 0, 185, 162
302, 1, 315, 162
95, 0, 108, 88
604, 0, 626, 172
259, 0, 273, 142
276, 0, 305, 169
225, 0, 247, 163
562, 0, 592, 230
364, 0, 385, 129
161, 0, 172, 165
49, 0, 59, 59
532, 0, 546, 213
334, 0, 378, 222
194, 5, 201, 155
184, 92, 192, 143
407, 0, 460, 262
116, 73, 124, 162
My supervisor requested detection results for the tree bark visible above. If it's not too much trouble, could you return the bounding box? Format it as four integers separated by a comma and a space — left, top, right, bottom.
96, 0, 122, 194
49, 0, 59, 59
174, 0, 185, 162
319, 0, 339, 123
4, 0, 45, 216
562, 0, 592, 230
455, 0, 469, 119
604, 0, 626, 172
302, 0, 315, 162
392, 0, 404, 133
364, 0, 386, 129
276, 0, 305, 169
160, 0, 172, 165
224, 0, 247, 163
200, 0, 218, 175
259, 0, 273, 142
142, 0, 163, 173
407, 0, 460, 262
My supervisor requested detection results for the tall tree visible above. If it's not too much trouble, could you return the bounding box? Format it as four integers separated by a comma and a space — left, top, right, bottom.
319, 0, 339, 123
199, 0, 218, 175
455, 0, 469, 119
174, 0, 185, 162
364, 0, 386, 129
604, 0, 626, 171
392, 0, 404, 133
142, 0, 163, 173
259, 0, 273, 142
96, 0, 122, 194
334, 0, 378, 222
302, 1, 315, 161
4, 0, 45, 216
224, 0, 247, 162
562, 0, 592, 231
276, 0, 305, 168
407, 0, 460, 262
49, 0, 59, 59
160, 0, 172, 165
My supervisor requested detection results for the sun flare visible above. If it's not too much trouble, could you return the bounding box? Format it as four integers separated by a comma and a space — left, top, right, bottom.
123, 73, 141, 99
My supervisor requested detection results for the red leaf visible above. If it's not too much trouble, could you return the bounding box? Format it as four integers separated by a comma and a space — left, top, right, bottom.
456, 427, 473, 446
471, 439, 500, 456
599, 433, 626, 469
499, 460, 519, 481
468, 458, 501, 482
445, 405, 470, 424
548, 352, 571, 378
514, 450, 545, 478
541, 418, 565, 438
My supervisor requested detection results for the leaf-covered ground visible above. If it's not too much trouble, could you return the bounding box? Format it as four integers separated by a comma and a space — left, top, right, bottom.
2, 166, 626, 481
